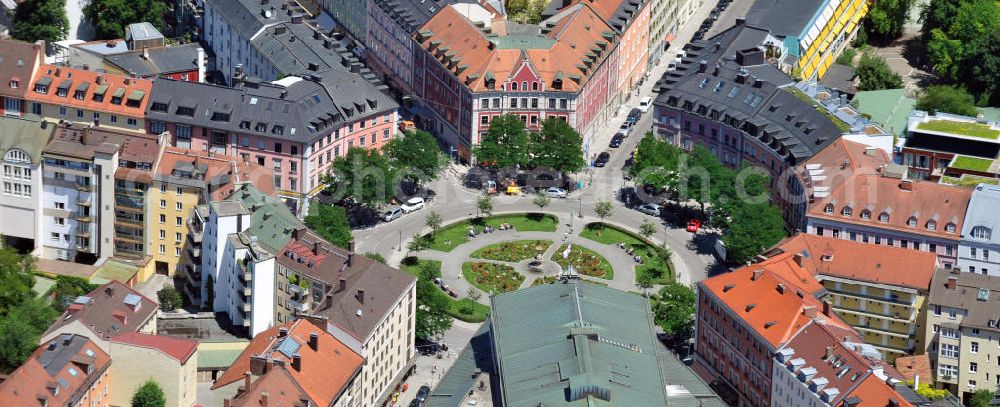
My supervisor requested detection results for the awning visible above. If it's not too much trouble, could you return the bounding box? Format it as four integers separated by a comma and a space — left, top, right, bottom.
76, 82, 90, 92
36, 77, 52, 86
57, 79, 72, 89
112, 87, 126, 98
94, 84, 109, 95
127, 90, 145, 101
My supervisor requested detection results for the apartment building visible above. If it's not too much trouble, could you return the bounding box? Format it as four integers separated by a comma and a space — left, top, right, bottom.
0, 334, 112, 407
958, 184, 1000, 276
40, 281, 158, 353
901, 110, 1000, 183
28, 64, 152, 133
648, 0, 694, 69
804, 167, 972, 268
108, 333, 199, 407
0, 116, 55, 252
768, 234, 938, 362
364, 0, 452, 96
112, 131, 165, 262
103, 43, 206, 82
214, 319, 364, 407
694, 252, 844, 407
746, 0, 868, 80
202, 0, 290, 83
925, 270, 1000, 400
0, 39, 44, 117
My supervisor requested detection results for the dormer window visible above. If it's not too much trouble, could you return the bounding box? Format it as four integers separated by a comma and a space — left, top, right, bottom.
210, 112, 230, 122
9, 79, 17, 89
841, 207, 852, 216
255, 122, 268, 132
972, 226, 991, 240
151, 102, 168, 113
946, 223, 956, 233
907, 217, 917, 227
927, 220, 937, 230
824, 204, 834, 214
511, 81, 518, 91
176, 106, 194, 117
34, 83, 48, 94
878, 212, 889, 223
74, 90, 86, 100
860, 210, 871, 220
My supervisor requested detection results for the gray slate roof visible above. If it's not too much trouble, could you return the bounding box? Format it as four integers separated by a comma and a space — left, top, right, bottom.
490, 282, 668, 406
961, 184, 1000, 245
0, 116, 55, 162
654, 23, 842, 165
746, 0, 826, 38
371, 0, 469, 34
207, 0, 291, 42
125, 22, 163, 42
104, 43, 202, 77
928, 269, 1000, 331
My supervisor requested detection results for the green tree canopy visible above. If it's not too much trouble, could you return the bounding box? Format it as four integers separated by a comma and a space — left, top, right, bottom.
0, 248, 35, 312
131, 380, 166, 407
385, 129, 445, 183
477, 194, 493, 218
916, 85, 979, 116
473, 115, 530, 168
969, 389, 993, 407
629, 134, 681, 188
865, 0, 915, 39
529, 118, 586, 173
49, 276, 97, 312
653, 282, 696, 335
13, 0, 69, 44
723, 202, 787, 264
304, 204, 353, 247
323, 147, 396, 205
0, 297, 59, 373
923, 0, 1000, 105
84, 0, 167, 40
157, 287, 183, 311
856, 53, 903, 90
414, 264, 452, 339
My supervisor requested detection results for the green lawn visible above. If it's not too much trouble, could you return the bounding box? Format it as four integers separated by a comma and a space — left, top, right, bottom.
951, 156, 994, 172
919, 120, 1000, 139
424, 213, 558, 252
400, 258, 490, 322
785, 87, 852, 132
580, 223, 673, 284
462, 262, 525, 293
550, 243, 614, 280
941, 175, 1000, 187
471, 240, 552, 262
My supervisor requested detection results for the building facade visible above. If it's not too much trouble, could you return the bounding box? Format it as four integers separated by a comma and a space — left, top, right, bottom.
958, 184, 1000, 276
108, 333, 199, 407
0, 334, 112, 407
901, 110, 1000, 183
28, 65, 151, 133
0, 116, 55, 252
0, 40, 45, 118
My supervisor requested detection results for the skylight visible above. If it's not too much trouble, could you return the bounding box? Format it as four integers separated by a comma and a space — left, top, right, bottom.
277, 338, 301, 358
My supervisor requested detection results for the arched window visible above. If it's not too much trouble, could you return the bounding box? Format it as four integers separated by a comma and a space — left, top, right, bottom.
860, 210, 871, 220
907, 217, 918, 227
841, 207, 852, 216
510, 82, 517, 91
927, 220, 937, 230
879, 212, 890, 223
522, 81, 527, 91
532, 82, 539, 91
3, 149, 30, 164
824, 204, 834, 214
972, 226, 992, 240
946, 223, 956, 233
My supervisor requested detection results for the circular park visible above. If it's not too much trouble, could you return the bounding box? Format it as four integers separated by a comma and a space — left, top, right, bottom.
402, 213, 675, 323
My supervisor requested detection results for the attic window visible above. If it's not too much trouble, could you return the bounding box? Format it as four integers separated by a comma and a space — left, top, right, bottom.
860, 209, 871, 220
907, 216, 917, 227
946, 223, 956, 233
824, 203, 833, 214
211, 112, 230, 122
927, 220, 937, 230
273, 125, 285, 135
841, 207, 852, 216
176, 106, 195, 117
972, 226, 991, 240
151, 102, 168, 112
255, 122, 268, 132
878, 212, 889, 223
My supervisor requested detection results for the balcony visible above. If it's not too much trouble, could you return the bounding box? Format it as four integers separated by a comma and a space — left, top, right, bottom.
74, 183, 92, 192
76, 199, 91, 207
829, 289, 914, 307
242, 302, 251, 313
114, 195, 144, 210
72, 213, 93, 223
75, 231, 91, 239
832, 305, 914, 326
114, 234, 143, 245
242, 272, 252, 282
242, 287, 251, 297
241, 318, 250, 327
76, 244, 91, 253
289, 284, 302, 294
115, 217, 143, 228
289, 300, 309, 313
188, 220, 203, 244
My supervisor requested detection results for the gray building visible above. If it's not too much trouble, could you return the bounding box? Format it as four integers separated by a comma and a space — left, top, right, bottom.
0, 117, 55, 253
958, 184, 1000, 276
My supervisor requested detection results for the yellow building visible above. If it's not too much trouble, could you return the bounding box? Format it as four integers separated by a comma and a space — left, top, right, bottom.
768, 234, 938, 362
149, 161, 202, 277
109, 333, 198, 407
747, 0, 868, 80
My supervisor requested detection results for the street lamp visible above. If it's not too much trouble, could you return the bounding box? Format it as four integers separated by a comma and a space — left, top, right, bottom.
578, 196, 583, 219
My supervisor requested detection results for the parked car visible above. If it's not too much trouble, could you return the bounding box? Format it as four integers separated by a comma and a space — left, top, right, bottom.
626, 108, 642, 124
383, 207, 403, 222
692, 30, 706, 41
687, 219, 702, 233
594, 152, 611, 167
609, 134, 624, 148
620, 187, 638, 207
545, 187, 568, 198
666, 62, 677, 71
415, 337, 442, 355
401, 197, 425, 213
422, 189, 436, 202
416, 386, 431, 403
638, 96, 653, 112
637, 203, 662, 217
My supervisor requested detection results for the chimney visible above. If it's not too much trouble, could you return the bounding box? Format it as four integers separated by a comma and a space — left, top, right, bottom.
792, 253, 803, 267
243, 371, 251, 392
261, 392, 269, 407
347, 240, 355, 253
356, 289, 365, 304
197, 47, 206, 83
776, 283, 786, 294
105, 286, 114, 297
946, 275, 958, 290
339, 278, 347, 292
278, 327, 288, 337
308, 332, 318, 351
141, 46, 149, 60
822, 300, 832, 317
803, 305, 817, 317
751, 269, 764, 281
698, 60, 707, 73
824, 346, 833, 360
899, 180, 914, 191
346, 253, 353, 268
312, 241, 320, 255
291, 354, 302, 371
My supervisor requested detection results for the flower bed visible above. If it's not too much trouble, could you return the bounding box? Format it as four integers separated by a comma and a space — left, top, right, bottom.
462, 262, 525, 293
549, 244, 614, 279
581, 223, 673, 284
471, 240, 552, 262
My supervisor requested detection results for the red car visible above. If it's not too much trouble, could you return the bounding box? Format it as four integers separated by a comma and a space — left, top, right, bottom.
686, 219, 701, 233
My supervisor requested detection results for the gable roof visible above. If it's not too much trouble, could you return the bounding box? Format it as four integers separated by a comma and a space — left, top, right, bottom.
213, 319, 363, 407
927, 269, 1000, 331
42, 281, 158, 341
0, 39, 44, 100
30, 64, 153, 116
110, 332, 198, 363
700, 253, 847, 348
0, 116, 56, 163
0, 334, 111, 407
104, 43, 202, 77
846, 374, 915, 407
894, 354, 931, 384
489, 282, 668, 406
778, 320, 878, 406
155, 147, 275, 201
770, 234, 937, 291
961, 184, 1000, 245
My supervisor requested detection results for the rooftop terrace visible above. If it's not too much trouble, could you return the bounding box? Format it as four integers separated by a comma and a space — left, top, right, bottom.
917, 119, 1000, 140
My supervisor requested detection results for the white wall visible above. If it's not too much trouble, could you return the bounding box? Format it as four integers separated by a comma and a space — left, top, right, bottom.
250, 257, 275, 337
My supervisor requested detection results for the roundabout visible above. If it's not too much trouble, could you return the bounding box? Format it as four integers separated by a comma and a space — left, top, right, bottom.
408, 213, 675, 311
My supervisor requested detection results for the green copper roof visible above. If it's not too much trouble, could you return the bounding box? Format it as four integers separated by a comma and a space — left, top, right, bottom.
490, 282, 668, 406
90, 258, 140, 285
490, 34, 556, 50
224, 184, 301, 253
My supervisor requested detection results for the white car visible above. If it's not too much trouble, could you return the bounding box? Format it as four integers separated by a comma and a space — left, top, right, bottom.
401, 197, 425, 213
666, 62, 677, 71
638, 96, 653, 112
545, 187, 568, 198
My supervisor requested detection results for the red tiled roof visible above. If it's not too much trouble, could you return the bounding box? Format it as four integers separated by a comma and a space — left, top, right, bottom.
0, 335, 111, 407
772, 234, 937, 290
213, 320, 363, 407
110, 333, 198, 363
42, 281, 158, 341
230, 367, 308, 407
0, 39, 43, 100
846, 374, 914, 407
156, 147, 275, 201
30, 64, 152, 116
780, 321, 871, 406
894, 354, 932, 383
700, 253, 848, 348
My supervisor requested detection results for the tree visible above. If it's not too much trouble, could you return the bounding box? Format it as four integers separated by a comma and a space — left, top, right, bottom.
639, 219, 657, 240
532, 194, 551, 212
425, 211, 443, 236
157, 287, 183, 311
0, 249, 34, 314
13, 0, 69, 44
0, 298, 58, 373
304, 204, 353, 248
529, 118, 586, 173
593, 201, 614, 235
921, 0, 963, 44
48, 276, 98, 312
414, 264, 452, 339
923, 0, 1000, 105
84, 0, 167, 40
324, 147, 396, 205
477, 194, 494, 219
636, 273, 654, 297
385, 129, 445, 183
467, 287, 482, 302
916, 85, 979, 116
131, 380, 166, 407
969, 389, 993, 407
629, 134, 681, 189
652, 282, 696, 335
856, 53, 903, 91
723, 202, 787, 264
865, 0, 914, 39
473, 115, 530, 168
